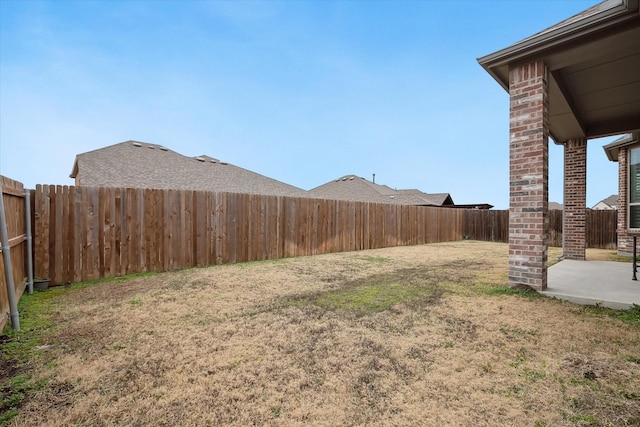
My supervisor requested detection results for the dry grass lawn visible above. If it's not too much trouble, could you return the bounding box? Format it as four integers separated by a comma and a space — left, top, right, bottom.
2, 241, 640, 426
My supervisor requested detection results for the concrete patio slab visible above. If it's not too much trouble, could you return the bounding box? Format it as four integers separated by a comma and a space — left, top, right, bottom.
544, 260, 640, 310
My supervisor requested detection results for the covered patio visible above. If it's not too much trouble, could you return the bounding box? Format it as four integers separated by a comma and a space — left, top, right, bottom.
478, 0, 640, 305
544, 259, 640, 309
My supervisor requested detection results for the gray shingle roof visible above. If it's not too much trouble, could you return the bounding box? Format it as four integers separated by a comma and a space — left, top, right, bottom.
596, 194, 618, 208
70, 141, 309, 197
308, 174, 454, 206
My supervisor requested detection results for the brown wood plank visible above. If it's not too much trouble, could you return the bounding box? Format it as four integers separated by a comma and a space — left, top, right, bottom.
135, 188, 145, 272
247, 193, 255, 262
77, 187, 87, 282
177, 190, 186, 268
113, 188, 124, 277
32, 187, 42, 279
68, 187, 78, 283
90, 187, 101, 280
308, 197, 315, 255
98, 187, 107, 279
201, 191, 210, 265
209, 192, 217, 264
267, 195, 279, 259
1, 185, 24, 197
143, 188, 154, 272
81, 187, 91, 281
257, 194, 266, 261
284, 197, 295, 257
59, 186, 70, 283
246, 194, 254, 261
170, 189, 179, 270
162, 189, 171, 271
157, 189, 166, 270
70, 187, 86, 282
354, 201, 361, 250
188, 190, 196, 267
294, 197, 302, 256
305, 197, 313, 255
215, 192, 224, 264
51, 186, 62, 285
255, 195, 265, 261
6, 235, 24, 248
105, 187, 116, 278
40, 185, 51, 281
336, 200, 344, 252
277, 196, 285, 258
316, 199, 326, 254
123, 187, 134, 274
200, 190, 208, 266
193, 191, 204, 266
238, 192, 248, 263
226, 192, 235, 263
342, 201, 350, 252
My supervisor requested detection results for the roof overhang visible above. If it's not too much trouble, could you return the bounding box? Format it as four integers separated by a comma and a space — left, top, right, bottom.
70, 157, 79, 178
478, 0, 640, 143
603, 131, 640, 160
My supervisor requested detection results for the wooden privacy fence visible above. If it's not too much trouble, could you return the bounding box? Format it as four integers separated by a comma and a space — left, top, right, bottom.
32, 184, 620, 287
33, 185, 465, 285
0, 176, 28, 331
464, 208, 618, 249
584, 209, 618, 249
463, 209, 509, 243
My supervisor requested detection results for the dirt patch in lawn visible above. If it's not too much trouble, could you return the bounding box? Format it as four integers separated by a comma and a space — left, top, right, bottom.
4, 241, 640, 426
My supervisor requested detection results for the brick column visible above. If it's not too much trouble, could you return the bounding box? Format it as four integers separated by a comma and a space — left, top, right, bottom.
508, 61, 549, 291
563, 138, 587, 260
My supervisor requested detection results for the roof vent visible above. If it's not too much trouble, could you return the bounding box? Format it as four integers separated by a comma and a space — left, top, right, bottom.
159, 146, 168, 151
349, 176, 354, 180
342, 177, 347, 181
220, 162, 228, 165
148, 145, 155, 149
210, 160, 216, 164
132, 142, 142, 147
195, 156, 205, 162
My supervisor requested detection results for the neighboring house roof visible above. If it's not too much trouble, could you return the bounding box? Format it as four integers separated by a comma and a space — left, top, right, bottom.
603, 133, 639, 161
308, 174, 454, 207
70, 141, 309, 197
593, 194, 618, 209
450, 203, 494, 210
549, 202, 564, 210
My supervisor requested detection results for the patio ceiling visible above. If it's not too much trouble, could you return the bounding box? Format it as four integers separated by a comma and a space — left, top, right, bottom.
478, 0, 640, 143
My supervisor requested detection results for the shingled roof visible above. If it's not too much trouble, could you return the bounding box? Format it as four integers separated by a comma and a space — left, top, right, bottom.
308, 175, 454, 207
70, 141, 309, 197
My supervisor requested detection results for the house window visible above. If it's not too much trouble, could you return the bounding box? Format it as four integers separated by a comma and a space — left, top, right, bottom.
629, 147, 640, 229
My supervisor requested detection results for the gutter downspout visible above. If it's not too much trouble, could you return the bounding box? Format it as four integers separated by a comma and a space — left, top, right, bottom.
0, 181, 20, 330
25, 190, 33, 294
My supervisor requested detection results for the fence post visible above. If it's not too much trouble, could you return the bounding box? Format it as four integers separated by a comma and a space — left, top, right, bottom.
0, 181, 20, 330
25, 190, 33, 294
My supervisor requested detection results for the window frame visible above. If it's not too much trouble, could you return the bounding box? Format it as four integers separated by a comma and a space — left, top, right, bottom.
628, 145, 640, 231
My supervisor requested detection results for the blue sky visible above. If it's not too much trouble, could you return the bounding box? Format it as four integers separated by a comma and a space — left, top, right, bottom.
0, 0, 618, 209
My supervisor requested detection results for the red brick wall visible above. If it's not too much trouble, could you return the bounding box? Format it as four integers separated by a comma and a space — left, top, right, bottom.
508, 61, 549, 291
563, 138, 587, 260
